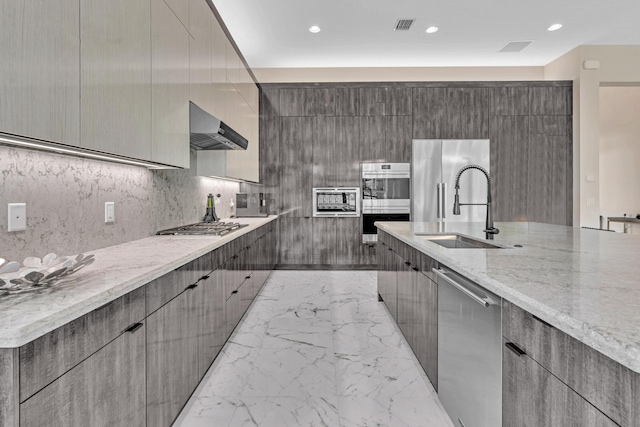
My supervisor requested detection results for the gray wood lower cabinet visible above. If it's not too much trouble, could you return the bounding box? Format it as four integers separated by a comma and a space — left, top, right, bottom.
4, 224, 276, 427
378, 235, 438, 389
146, 286, 200, 426
503, 300, 640, 427
20, 325, 146, 427
502, 338, 618, 427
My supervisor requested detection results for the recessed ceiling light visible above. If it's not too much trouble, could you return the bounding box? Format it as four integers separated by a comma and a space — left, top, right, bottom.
309, 25, 321, 33
547, 23, 563, 31
425, 26, 438, 34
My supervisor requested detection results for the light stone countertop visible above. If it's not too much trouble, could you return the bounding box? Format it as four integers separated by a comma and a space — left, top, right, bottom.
0, 216, 277, 348
376, 221, 640, 374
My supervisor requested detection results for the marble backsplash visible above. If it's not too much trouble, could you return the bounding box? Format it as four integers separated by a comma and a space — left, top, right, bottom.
0, 145, 240, 261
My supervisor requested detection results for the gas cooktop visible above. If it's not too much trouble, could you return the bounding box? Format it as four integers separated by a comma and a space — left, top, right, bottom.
156, 222, 248, 236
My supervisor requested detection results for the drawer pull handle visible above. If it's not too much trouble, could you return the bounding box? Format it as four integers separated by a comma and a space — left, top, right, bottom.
200, 275, 210, 280
387, 247, 392, 251
186, 283, 198, 290
505, 342, 527, 356
94, 300, 115, 312
231, 290, 238, 294
411, 267, 419, 272
245, 276, 252, 279
125, 322, 143, 334
532, 315, 554, 329
233, 255, 239, 259
404, 261, 411, 266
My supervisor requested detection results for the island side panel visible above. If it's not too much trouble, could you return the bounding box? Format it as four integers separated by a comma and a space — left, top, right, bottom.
0, 348, 19, 427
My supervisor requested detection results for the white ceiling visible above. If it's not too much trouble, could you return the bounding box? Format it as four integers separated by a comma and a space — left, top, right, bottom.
211, 0, 640, 68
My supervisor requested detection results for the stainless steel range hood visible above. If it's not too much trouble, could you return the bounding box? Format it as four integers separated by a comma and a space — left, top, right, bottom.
189, 102, 248, 150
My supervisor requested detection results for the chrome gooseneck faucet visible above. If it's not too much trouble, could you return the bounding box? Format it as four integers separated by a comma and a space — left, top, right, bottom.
453, 164, 499, 240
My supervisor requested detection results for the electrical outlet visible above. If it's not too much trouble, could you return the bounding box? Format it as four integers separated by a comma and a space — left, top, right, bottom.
105, 202, 115, 223
586, 198, 596, 207
8, 203, 26, 232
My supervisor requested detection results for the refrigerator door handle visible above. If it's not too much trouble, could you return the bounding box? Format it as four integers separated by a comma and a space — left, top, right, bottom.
436, 183, 441, 219
442, 182, 447, 219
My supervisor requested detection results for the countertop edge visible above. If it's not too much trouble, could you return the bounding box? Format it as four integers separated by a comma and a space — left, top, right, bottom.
0, 216, 278, 348
377, 222, 640, 374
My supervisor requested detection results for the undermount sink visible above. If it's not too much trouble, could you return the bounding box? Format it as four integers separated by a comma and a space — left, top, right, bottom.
415, 234, 503, 249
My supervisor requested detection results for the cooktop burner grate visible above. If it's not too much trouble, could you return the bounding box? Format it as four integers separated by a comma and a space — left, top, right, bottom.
156, 221, 249, 236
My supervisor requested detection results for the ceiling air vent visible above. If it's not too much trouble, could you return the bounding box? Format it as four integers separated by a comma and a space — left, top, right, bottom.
499, 41, 533, 53
394, 19, 415, 31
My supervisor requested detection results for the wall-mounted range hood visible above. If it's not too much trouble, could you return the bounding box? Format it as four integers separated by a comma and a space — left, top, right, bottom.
189, 102, 248, 151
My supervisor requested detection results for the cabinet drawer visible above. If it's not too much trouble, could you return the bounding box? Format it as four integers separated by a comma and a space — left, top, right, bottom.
503, 337, 619, 427
20, 324, 146, 427
19, 287, 145, 402
503, 300, 640, 427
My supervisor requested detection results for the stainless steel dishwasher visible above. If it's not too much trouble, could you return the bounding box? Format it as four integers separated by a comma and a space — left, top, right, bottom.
433, 267, 502, 427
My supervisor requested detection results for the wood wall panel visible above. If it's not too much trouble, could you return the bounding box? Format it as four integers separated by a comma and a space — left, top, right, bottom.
279, 218, 313, 264
335, 117, 360, 186
444, 87, 489, 139
335, 88, 359, 116
279, 117, 313, 216
259, 89, 281, 214
490, 116, 529, 222
386, 115, 413, 163
313, 116, 337, 187
279, 88, 311, 116
359, 116, 386, 162
530, 86, 573, 116
312, 218, 337, 264
313, 88, 337, 116
358, 87, 387, 116
412, 87, 447, 139
336, 217, 362, 264
387, 87, 412, 116
489, 87, 529, 116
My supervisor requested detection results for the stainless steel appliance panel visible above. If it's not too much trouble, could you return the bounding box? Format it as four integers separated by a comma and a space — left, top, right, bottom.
441, 140, 490, 223
436, 267, 502, 427
411, 140, 442, 222
411, 139, 489, 223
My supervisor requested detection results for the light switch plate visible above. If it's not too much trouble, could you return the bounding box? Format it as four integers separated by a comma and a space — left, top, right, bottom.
105, 202, 115, 223
8, 203, 26, 232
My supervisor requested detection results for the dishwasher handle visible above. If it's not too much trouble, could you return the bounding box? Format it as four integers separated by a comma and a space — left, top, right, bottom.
432, 268, 493, 307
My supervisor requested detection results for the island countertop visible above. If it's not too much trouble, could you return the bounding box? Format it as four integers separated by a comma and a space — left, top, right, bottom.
375, 221, 640, 374
0, 216, 277, 348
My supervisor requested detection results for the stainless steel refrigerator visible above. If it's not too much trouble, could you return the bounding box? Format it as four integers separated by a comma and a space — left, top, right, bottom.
411, 139, 490, 223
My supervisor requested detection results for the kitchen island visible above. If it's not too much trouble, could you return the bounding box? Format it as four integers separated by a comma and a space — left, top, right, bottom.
0, 216, 277, 427
376, 221, 640, 427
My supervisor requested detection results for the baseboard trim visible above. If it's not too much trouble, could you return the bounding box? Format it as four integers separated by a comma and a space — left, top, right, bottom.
274, 264, 377, 270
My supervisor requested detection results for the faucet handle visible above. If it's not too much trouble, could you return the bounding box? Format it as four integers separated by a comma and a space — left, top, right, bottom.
484, 227, 500, 235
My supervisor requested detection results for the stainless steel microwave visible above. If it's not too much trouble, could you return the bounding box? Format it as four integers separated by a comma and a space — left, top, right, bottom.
312, 187, 361, 217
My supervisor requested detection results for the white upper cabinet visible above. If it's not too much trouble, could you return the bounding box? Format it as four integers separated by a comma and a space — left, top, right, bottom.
225, 38, 241, 86
162, 0, 189, 31
151, 0, 190, 168
212, 16, 228, 122
80, 0, 152, 160
189, 0, 214, 113
0, 0, 80, 145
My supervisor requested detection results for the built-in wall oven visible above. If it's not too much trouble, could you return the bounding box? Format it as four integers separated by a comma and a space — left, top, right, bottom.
312, 187, 361, 217
362, 163, 410, 243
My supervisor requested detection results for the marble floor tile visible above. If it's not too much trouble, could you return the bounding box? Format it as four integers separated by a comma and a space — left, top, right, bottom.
174, 396, 240, 427
338, 396, 454, 427
228, 397, 339, 427
177, 270, 452, 426
242, 344, 337, 398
